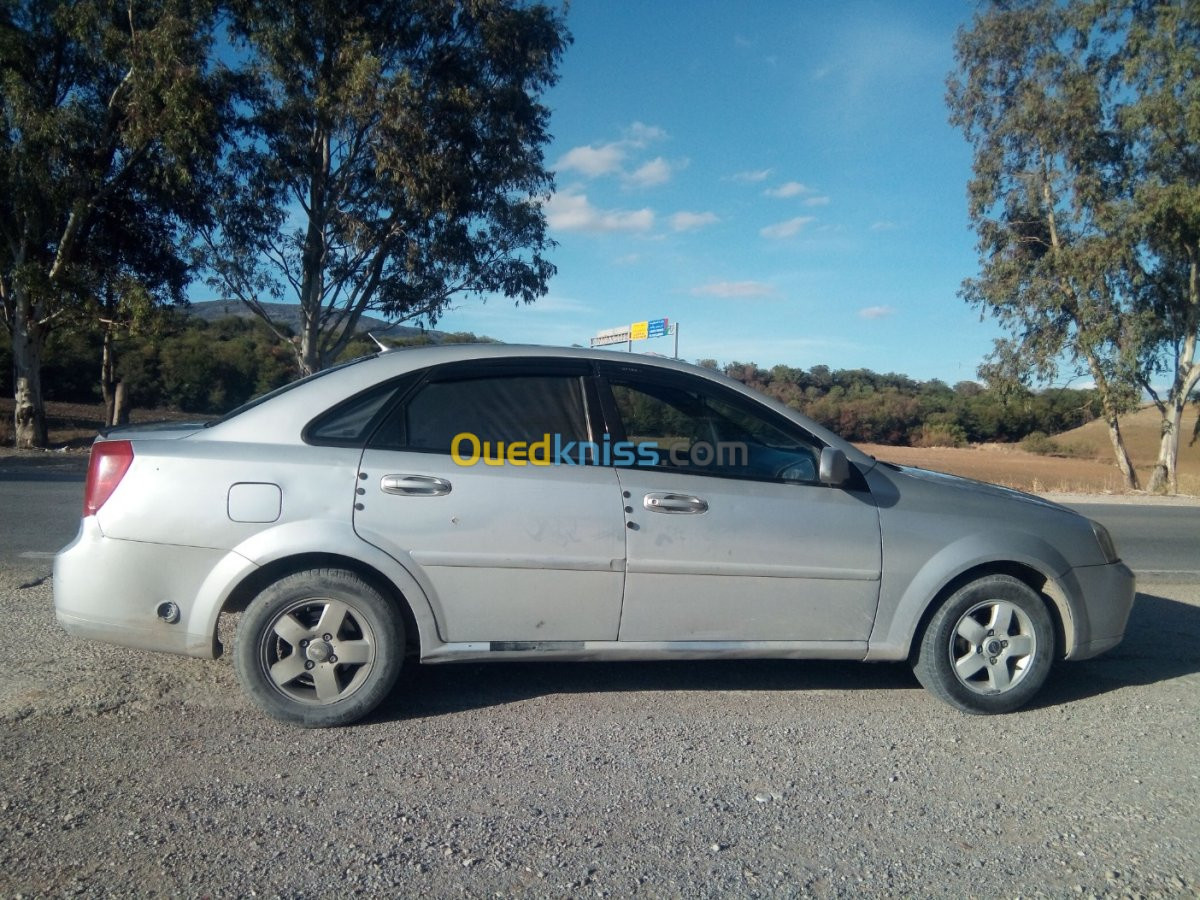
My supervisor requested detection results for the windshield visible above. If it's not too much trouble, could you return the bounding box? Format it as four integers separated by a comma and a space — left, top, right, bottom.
203, 353, 377, 427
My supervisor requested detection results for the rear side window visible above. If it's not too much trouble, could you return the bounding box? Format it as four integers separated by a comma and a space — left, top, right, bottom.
304, 371, 423, 446
370, 374, 592, 453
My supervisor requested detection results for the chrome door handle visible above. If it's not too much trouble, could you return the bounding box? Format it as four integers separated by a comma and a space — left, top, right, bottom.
380, 474, 452, 497
643, 492, 708, 514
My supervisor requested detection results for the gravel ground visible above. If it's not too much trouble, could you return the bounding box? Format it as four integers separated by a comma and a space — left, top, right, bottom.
2, 561, 1198, 898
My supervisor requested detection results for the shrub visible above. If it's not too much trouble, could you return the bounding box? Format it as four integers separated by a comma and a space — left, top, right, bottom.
1020, 431, 1060, 455
912, 423, 967, 448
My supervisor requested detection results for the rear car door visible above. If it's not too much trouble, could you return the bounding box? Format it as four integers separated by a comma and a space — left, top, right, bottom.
352, 359, 627, 642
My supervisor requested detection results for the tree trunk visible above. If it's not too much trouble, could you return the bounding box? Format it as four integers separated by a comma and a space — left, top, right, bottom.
113, 380, 129, 426
298, 309, 321, 377
1102, 408, 1140, 491
1085, 352, 1139, 490
11, 289, 48, 449
1145, 411, 1177, 494
1146, 254, 1200, 495
101, 327, 118, 428
1146, 366, 1199, 494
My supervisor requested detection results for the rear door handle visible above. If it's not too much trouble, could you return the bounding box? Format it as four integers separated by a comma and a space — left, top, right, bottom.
643, 492, 709, 514
380, 474, 452, 497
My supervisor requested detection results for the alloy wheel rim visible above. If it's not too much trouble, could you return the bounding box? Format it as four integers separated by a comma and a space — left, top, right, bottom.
259, 597, 377, 705
947, 599, 1037, 695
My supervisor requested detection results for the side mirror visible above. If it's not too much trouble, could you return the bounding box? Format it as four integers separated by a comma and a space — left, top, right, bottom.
818, 447, 850, 487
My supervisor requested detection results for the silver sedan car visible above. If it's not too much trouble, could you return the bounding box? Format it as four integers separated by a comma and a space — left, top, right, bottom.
54, 345, 1135, 726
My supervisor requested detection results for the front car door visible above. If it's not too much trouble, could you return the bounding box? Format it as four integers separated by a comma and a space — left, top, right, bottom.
352, 360, 626, 643
599, 362, 882, 646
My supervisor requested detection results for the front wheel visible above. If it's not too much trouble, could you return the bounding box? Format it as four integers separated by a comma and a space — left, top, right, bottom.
234, 568, 404, 727
913, 574, 1054, 714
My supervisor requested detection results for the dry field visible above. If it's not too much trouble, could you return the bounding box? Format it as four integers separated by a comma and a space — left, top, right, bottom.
2, 398, 1198, 495
862, 404, 1200, 497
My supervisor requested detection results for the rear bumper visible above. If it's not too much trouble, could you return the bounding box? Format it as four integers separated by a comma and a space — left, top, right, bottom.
53, 518, 228, 659
1065, 560, 1136, 661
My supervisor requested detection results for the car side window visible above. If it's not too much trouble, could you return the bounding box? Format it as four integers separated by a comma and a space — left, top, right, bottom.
607, 378, 821, 483
370, 374, 593, 457
304, 373, 422, 446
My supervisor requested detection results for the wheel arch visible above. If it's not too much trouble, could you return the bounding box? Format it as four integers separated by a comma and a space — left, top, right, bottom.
218, 552, 423, 659
904, 561, 1074, 664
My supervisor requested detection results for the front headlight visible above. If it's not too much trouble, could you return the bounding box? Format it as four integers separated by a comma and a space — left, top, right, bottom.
1091, 520, 1120, 564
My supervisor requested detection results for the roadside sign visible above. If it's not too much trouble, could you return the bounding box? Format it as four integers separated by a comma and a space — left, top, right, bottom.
590, 326, 632, 346
590, 317, 677, 357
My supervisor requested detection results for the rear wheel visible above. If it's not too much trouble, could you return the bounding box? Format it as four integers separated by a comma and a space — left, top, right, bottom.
913, 574, 1054, 714
234, 568, 404, 727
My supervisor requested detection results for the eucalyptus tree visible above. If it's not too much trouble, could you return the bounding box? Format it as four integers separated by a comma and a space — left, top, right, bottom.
1115, 0, 1200, 493
0, 0, 228, 448
949, 0, 1143, 488
952, 0, 1200, 492
206, 0, 570, 376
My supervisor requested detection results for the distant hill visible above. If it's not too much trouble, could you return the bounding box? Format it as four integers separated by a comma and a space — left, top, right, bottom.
186, 299, 441, 341
1054, 403, 1200, 489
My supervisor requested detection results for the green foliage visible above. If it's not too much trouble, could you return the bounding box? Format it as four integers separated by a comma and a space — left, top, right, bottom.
204, 0, 571, 374
1019, 430, 1092, 458
912, 423, 968, 449
34, 314, 504, 415
716, 360, 1098, 445
1, 0, 233, 445
1019, 431, 1059, 456
949, 0, 1200, 491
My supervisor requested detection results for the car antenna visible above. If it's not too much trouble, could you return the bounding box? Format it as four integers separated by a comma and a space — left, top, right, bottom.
366, 333, 392, 353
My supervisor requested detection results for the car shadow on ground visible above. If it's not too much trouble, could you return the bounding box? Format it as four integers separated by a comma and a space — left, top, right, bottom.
371, 589, 1200, 723
1032, 589, 1200, 709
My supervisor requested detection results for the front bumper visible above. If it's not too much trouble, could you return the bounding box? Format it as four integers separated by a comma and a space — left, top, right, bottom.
1066, 560, 1136, 660
53, 518, 229, 659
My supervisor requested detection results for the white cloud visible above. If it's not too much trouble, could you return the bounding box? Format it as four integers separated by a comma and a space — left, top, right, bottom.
858, 305, 896, 319
556, 123, 670, 185
760, 216, 815, 239
804, 196, 831, 207
730, 168, 773, 183
691, 281, 775, 298
558, 144, 626, 178
625, 121, 667, 144
545, 189, 654, 234
625, 156, 673, 188
870, 220, 899, 231
670, 211, 720, 231
764, 181, 812, 198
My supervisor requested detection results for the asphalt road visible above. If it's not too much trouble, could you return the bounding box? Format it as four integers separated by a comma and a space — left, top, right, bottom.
2, 456, 1197, 577
1063, 502, 1200, 578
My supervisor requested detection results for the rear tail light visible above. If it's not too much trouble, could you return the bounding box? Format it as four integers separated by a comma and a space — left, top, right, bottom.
84, 440, 134, 516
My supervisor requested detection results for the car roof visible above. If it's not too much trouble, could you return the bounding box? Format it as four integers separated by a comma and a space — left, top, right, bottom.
199, 342, 875, 465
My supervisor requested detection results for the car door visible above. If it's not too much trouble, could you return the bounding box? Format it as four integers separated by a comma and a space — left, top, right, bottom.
352, 360, 626, 643
599, 363, 882, 643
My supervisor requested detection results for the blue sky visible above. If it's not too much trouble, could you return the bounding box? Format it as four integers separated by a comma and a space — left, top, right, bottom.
430, 1, 1001, 384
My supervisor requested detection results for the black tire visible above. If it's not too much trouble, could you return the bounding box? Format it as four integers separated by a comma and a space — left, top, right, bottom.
913, 574, 1054, 715
234, 568, 404, 727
